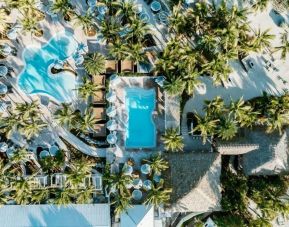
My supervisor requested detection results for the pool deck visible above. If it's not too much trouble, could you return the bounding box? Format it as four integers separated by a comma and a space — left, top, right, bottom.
108, 76, 165, 164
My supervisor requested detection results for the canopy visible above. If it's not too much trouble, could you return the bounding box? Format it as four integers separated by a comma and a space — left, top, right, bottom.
107, 133, 117, 144
106, 119, 118, 131
106, 105, 117, 117
0, 65, 8, 77
106, 91, 116, 103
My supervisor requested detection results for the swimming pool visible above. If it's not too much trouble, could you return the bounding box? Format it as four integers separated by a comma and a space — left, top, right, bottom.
125, 88, 156, 149
18, 31, 78, 103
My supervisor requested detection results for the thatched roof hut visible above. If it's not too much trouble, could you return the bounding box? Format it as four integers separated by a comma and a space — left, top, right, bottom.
164, 152, 222, 213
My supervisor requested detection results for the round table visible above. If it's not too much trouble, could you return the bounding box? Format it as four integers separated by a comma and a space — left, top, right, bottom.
150, 1, 161, 12
49, 145, 59, 156
123, 164, 133, 176
140, 13, 149, 23
39, 150, 50, 159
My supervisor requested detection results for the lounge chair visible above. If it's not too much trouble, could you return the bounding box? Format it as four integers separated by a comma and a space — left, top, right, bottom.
93, 124, 106, 137
105, 60, 118, 74
92, 107, 106, 121
93, 90, 105, 104
121, 60, 134, 73
92, 74, 105, 86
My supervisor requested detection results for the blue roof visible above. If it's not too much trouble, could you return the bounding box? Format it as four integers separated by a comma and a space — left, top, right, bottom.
0, 204, 110, 227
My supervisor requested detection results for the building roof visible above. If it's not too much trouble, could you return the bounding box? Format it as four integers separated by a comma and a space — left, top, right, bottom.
165, 152, 222, 213
120, 205, 154, 227
240, 128, 289, 175
0, 204, 111, 227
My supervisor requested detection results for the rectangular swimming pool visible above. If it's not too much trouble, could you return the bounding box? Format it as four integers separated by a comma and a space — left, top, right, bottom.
125, 88, 156, 149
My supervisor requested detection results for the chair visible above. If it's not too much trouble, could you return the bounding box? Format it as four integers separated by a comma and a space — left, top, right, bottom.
92, 74, 105, 86
105, 60, 118, 74
121, 60, 134, 73
93, 90, 105, 104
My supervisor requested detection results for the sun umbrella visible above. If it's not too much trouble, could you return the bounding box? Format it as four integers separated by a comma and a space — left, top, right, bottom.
0, 82, 8, 95
74, 54, 84, 66
49, 145, 59, 156
0, 65, 8, 77
123, 164, 133, 176
0, 142, 8, 152
132, 178, 143, 189
106, 119, 118, 131
107, 132, 117, 144
155, 76, 166, 87
143, 179, 152, 190
106, 91, 116, 103
132, 189, 143, 200
110, 74, 121, 86
141, 164, 151, 175
7, 29, 17, 40
39, 150, 50, 159
2, 44, 12, 56
77, 43, 87, 55
106, 105, 117, 118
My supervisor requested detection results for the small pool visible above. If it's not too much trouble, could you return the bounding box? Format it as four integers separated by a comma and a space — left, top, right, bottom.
18, 31, 78, 103
125, 88, 156, 149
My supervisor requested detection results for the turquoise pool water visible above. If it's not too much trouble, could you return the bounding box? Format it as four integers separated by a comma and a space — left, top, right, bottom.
125, 88, 156, 148
18, 31, 78, 103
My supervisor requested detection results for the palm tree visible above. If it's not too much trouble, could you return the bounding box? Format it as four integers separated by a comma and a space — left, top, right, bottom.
168, 5, 186, 35
50, 0, 74, 21
76, 186, 94, 204
163, 77, 185, 96
19, 120, 47, 139
144, 180, 172, 207
265, 112, 288, 134
31, 189, 50, 204
53, 188, 74, 205
111, 172, 133, 196
15, 101, 39, 121
0, 114, 19, 139
83, 53, 105, 75
112, 192, 132, 215
73, 11, 96, 36
127, 16, 151, 43
251, 29, 275, 52
204, 96, 225, 118
99, 18, 120, 43
75, 109, 99, 134
77, 77, 104, 100
108, 38, 130, 60
218, 117, 238, 140
10, 176, 32, 205
127, 43, 146, 63
275, 31, 289, 60
21, 16, 43, 37
193, 114, 219, 143
161, 128, 184, 152
114, 0, 136, 19
252, 0, 270, 12
144, 154, 169, 175
10, 148, 30, 165
54, 103, 79, 129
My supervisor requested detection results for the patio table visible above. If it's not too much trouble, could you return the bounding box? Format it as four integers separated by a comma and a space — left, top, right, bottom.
141, 164, 151, 175
132, 189, 143, 200
140, 13, 150, 23
132, 178, 143, 189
